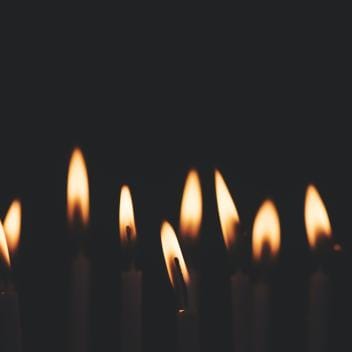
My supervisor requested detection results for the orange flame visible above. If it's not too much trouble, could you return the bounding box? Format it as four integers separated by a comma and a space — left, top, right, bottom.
119, 185, 137, 245
0, 221, 11, 267
252, 200, 281, 262
215, 169, 240, 250
161, 221, 190, 287
3, 199, 21, 255
179, 169, 202, 239
304, 184, 332, 249
67, 148, 90, 226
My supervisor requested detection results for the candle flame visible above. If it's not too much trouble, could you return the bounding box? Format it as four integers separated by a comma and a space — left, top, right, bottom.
119, 185, 137, 245
3, 199, 21, 255
161, 221, 190, 287
0, 221, 11, 268
179, 169, 202, 239
67, 148, 90, 226
215, 169, 240, 250
304, 184, 332, 249
252, 200, 281, 262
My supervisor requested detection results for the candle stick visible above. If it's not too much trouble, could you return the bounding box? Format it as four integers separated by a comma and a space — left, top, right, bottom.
161, 221, 199, 352
214, 169, 250, 352
67, 147, 91, 352
0, 220, 22, 352
251, 200, 281, 352
304, 184, 333, 352
119, 185, 142, 352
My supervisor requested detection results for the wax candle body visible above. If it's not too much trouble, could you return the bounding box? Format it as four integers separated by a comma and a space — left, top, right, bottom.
177, 270, 199, 352
308, 270, 329, 352
121, 269, 142, 352
231, 270, 250, 352
70, 250, 91, 352
0, 290, 22, 352
252, 281, 270, 352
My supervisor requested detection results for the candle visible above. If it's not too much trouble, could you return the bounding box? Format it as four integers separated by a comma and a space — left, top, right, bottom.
0, 219, 22, 352
214, 169, 250, 352
304, 184, 333, 352
161, 221, 199, 352
119, 185, 142, 352
178, 169, 202, 351
251, 200, 281, 352
67, 147, 91, 352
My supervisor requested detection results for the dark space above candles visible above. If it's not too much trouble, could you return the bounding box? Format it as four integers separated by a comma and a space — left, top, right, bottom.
1, 9, 351, 352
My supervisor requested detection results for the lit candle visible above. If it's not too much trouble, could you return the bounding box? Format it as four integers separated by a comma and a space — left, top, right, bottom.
119, 185, 142, 352
67, 147, 91, 352
0, 216, 21, 352
251, 200, 281, 352
215, 169, 250, 352
304, 184, 333, 352
161, 221, 199, 352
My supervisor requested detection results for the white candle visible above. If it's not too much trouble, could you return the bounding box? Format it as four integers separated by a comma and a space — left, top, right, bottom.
119, 185, 142, 352
304, 184, 333, 352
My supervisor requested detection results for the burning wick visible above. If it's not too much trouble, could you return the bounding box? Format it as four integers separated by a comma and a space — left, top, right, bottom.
173, 257, 188, 313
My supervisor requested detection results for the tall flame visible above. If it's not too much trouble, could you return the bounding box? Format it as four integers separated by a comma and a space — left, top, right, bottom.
252, 200, 281, 262
304, 184, 332, 249
215, 169, 240, 250
67, 148, 90, 226
161, 221, 190, 287
3, 199, 21, 255
179, 169, 202, 239
0, 221, 11, 267
119, 185, 137, 244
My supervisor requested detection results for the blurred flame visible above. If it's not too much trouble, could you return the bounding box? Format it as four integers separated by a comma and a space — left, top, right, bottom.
119, 185, 137, 244
304, 184, 332, 249
252, 200, 281, 262
3, 199, 21, 254
215, 169, 240, 250
179, 169, 202, 239
161, 221, 190, 287
0, 221, 11, 267
67, 148, 90, 225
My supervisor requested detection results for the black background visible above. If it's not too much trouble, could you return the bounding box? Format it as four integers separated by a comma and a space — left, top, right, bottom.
1, 7, 351, 352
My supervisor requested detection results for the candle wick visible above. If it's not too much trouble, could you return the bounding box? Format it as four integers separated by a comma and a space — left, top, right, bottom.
174, 257, 188, 312
126, 225, 132, 244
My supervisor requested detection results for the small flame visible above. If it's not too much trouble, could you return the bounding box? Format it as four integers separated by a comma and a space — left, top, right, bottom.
179, 169, 202, 239
67, 148, 90, 226
3, 199, 21, 255
119, 185, 137, 244
0, 221, 11, 267
215, 169, 240, 250
161, 221, 190, 287
304, 184, 332, 249
252, 200, 281, 262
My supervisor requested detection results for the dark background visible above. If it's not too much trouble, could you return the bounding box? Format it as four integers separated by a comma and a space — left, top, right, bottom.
1, 7, 351, 352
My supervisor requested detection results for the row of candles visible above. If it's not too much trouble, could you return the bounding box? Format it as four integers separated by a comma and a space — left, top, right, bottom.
0, 147, 336, 352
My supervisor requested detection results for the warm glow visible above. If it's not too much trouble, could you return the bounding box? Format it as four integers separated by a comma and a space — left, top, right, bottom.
215, 169, 240, 250
119, 185, 137, 244
252, 200, 281, 262
304, 184, 332, 249
67, 147, 90, 225
161, 221, 190, 287
3, 199, 21, 254
179, 169, 202, 239
0, 221, 10, 267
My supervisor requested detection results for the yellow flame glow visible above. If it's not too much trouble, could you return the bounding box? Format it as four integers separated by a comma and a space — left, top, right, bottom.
252, 200, 281, 262
304, 184, 332, 249
179, 169, 202, 239
67, 148, 90, 225
3, 199, 21, 254
215, 169, 240, 250
161, 221, 190, 287
119, 185, 137, 244
0, 221, 11, 267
